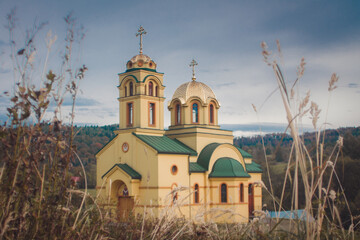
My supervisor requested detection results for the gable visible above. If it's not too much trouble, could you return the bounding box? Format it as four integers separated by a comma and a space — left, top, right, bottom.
102, 163, 142, 180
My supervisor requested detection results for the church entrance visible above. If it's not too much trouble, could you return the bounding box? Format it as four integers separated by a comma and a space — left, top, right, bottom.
248, 184, 254, 218
111, 180, 134, 221
117, 196, 134, 221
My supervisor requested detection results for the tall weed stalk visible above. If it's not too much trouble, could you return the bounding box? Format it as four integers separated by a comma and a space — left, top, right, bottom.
0, 11, 103, 239
259, 41, 355, 239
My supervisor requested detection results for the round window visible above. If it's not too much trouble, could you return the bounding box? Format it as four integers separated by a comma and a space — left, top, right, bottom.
171, 165, 178, 175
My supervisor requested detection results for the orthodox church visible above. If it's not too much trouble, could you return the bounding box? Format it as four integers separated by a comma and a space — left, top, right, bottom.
96, 27, 262, 223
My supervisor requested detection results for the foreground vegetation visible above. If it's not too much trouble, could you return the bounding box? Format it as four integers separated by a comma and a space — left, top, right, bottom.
0, 10, 358, 240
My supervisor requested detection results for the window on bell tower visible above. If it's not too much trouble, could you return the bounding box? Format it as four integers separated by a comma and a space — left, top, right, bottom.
209, 104, 214, 124
127, 102, 133, 127
192, 103, 199, 123
175, 104, 181, 125
129, 82, 134, 96
149, 81, 153, 96
149, 102, 155, 126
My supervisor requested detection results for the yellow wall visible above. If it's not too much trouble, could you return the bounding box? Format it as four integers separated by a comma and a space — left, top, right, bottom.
166, 127, 233, 153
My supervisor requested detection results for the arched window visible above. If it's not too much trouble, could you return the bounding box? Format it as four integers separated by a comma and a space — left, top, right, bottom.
175, 104, 181, 125
129, 82, 134, 96
149, 103, 155, 126
240, 183, 244, 202
192, 103, 199, 123
221, 183, 227, 203
171, 183, 178, 205
209, 104, 214, 124
149, 81, 153, 96
155, 86, 158, 97
125, 86, 127, 97
127, 102, 133, 127
194, 184, 199, 203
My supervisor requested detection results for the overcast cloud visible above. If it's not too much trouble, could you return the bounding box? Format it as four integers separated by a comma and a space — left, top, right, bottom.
0, 0, 359, 128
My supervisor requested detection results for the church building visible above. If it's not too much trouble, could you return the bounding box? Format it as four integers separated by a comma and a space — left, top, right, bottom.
96, 27, 263, 223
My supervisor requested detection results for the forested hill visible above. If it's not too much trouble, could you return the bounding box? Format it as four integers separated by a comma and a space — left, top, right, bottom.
233, 126, 360, 226
74, 125, 360, 190
234, 126, 360, 162
71, 124, 117, 188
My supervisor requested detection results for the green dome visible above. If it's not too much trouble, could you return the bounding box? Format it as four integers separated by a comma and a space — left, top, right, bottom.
209, 158, 250, 178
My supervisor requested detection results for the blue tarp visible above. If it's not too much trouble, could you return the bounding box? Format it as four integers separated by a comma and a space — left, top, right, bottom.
266, 210, 313, 221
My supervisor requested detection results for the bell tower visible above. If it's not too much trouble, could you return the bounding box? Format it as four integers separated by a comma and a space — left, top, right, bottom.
118, 26, 165, 130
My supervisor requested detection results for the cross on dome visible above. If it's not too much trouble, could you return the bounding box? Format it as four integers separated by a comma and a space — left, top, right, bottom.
189, 59, 198, 81
136, 26, 147, 54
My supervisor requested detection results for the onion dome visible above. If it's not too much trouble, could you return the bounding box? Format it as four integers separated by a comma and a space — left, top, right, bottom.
126, 54, 157, 70
172, 80, 217, 104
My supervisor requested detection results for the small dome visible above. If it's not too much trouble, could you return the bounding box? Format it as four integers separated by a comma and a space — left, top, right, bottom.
209, 158, 250, 178
172, 80, 217, 104
126, 54, 157, 70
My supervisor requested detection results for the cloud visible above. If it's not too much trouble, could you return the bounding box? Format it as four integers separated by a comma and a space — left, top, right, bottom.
0, 67, 10, 74
0, 40, 6, 47
61, 96, 101, 107
214, 82, 236, 88
348, 83, 359, 88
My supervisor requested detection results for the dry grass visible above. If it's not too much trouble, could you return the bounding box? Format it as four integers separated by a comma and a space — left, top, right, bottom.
1, 8, 358, 239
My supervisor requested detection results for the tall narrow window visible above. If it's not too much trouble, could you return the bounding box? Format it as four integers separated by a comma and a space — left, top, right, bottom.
221, 183, 227, 203
192, 103, 199, 123
149, 103, 155, 125
127, 102, 133, 127
129, 82, 134, 96
149, 82, 153, 96
125, 86, 127, 97
175, 104, 181, 125
172, 183, 178, 205
194, 184, 199, 203
240, 183, 244, 202
209, 104, 214, 124
155, 86, 158, 97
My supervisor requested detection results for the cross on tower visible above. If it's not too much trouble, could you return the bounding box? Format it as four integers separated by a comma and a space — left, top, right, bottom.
136, 26, 147, 54
189, 59, 198, 81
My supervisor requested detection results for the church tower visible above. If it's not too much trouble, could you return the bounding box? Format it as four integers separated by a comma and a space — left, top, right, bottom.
166, 59, 232, 153
118, 26, 165, 131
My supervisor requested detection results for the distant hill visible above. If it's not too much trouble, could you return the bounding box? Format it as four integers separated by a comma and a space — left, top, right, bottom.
221, 123, 314, 137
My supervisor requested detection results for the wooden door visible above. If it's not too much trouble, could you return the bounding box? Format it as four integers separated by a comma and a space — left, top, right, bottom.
248, 184, 254, 218
117, 196, 134, 221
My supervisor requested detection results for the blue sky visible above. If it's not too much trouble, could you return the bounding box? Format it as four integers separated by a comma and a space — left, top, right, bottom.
0, 0, 359, 129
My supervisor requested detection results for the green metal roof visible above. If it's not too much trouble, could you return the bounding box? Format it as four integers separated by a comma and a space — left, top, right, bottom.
209, 157, 250, 178
189, 162, 206, 173
125, 68, 158, 73
102, 163, 141, 179
236, 146, 253, 158
245, 161, 263, 173
133, 133, 197, 156
197, 143, 221, 171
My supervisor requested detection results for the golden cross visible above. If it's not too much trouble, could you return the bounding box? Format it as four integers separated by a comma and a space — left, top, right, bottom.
189, 59, 198, 81
136, 26, 147, 54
